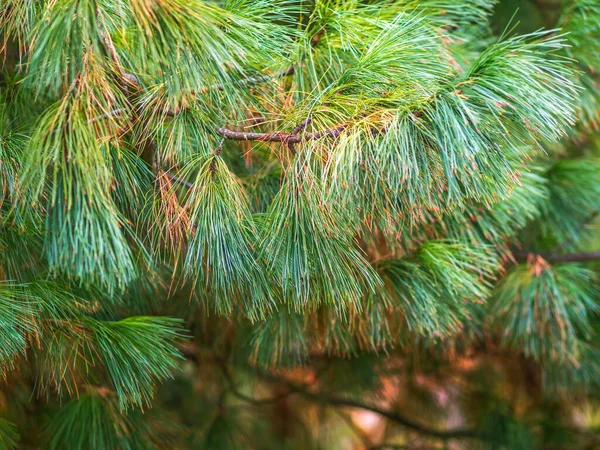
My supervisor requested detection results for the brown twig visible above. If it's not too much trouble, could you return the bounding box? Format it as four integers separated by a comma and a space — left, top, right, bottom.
514, 251, 600, 264
290, 117, 312, 135
287, 116, 312, 154
253, 370, 484, 442
163, 171, 194, 189
215, 123, 348, 143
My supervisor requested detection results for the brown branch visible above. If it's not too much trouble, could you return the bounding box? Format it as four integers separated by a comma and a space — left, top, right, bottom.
514, 251, 600, 263
163, 171, 194, 189
215, 123, 348, 144
304, 392, 482, 441
87, 108, 126, 124
287, 116, 313, 154
97, 26, 346, 159
215, 360, 482, 441
291, 117, 312, 135
253, 370, 484, 442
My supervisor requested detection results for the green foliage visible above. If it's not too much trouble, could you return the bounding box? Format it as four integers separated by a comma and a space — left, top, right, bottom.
25, 0, 105, 95
377, 242, 498, 339
90, 317, 185, 410
44, 393, 158, 450
0, 280, 83, 376
151, 108, 215, 165
260, 157, 380, 313
441, 169, 550, 248
539, 158, 600, 245
0, 0, 41, 47
0, 418, 18, 450
125, 0, 295, 109
0, 283, 36, 372
247, 308, 309, 367
558, 0, 600, 127
20, 82, 135, 292
0, 122, 25, 208
182, 154, 272, 320
479, 407, 535, 450
0, 0, 599, 448
491, 263, 598, 364
326, 29, 576, 234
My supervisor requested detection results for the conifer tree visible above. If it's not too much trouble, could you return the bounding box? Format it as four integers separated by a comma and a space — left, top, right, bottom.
0, 0, 599, 448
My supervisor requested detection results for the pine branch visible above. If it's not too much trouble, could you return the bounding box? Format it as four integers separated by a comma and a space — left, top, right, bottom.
215, 360, 484, 441
514, 251, 600, 263
95, 27, 327, 151
290, 117, 312, 135
163, 171, 193, 189
302, 392, 481, 441
97, 21, 126, 81
98, 28, 305, 152
322, 391, 474, 440
249, 370, 484, 442
214, 123, 348, 143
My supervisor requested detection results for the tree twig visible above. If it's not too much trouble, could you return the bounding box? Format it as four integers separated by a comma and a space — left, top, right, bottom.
252, 370, 484, 442
215, 124, 348, 143
514, 251, 600, 263
290, 117, 312, 135
87, 108, 126, 124
163, 171, 194, 189
301, 391, 481, 440
287, 116, 313, 154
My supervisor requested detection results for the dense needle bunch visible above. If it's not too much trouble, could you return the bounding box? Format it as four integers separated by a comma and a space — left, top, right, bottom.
0, 0, 599, 449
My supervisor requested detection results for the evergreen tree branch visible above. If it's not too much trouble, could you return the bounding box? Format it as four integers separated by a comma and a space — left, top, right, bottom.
95, 24, 322, 152
97, 24, 306, 154
514, 251, 600, 263
213, 357, 484, 441
163, 171, 193, 189
298, 391, 482, 441
214, 123, 348, 143
290, 117, 312, 135
97, 22, 126, 81
249, 370, 485, 442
